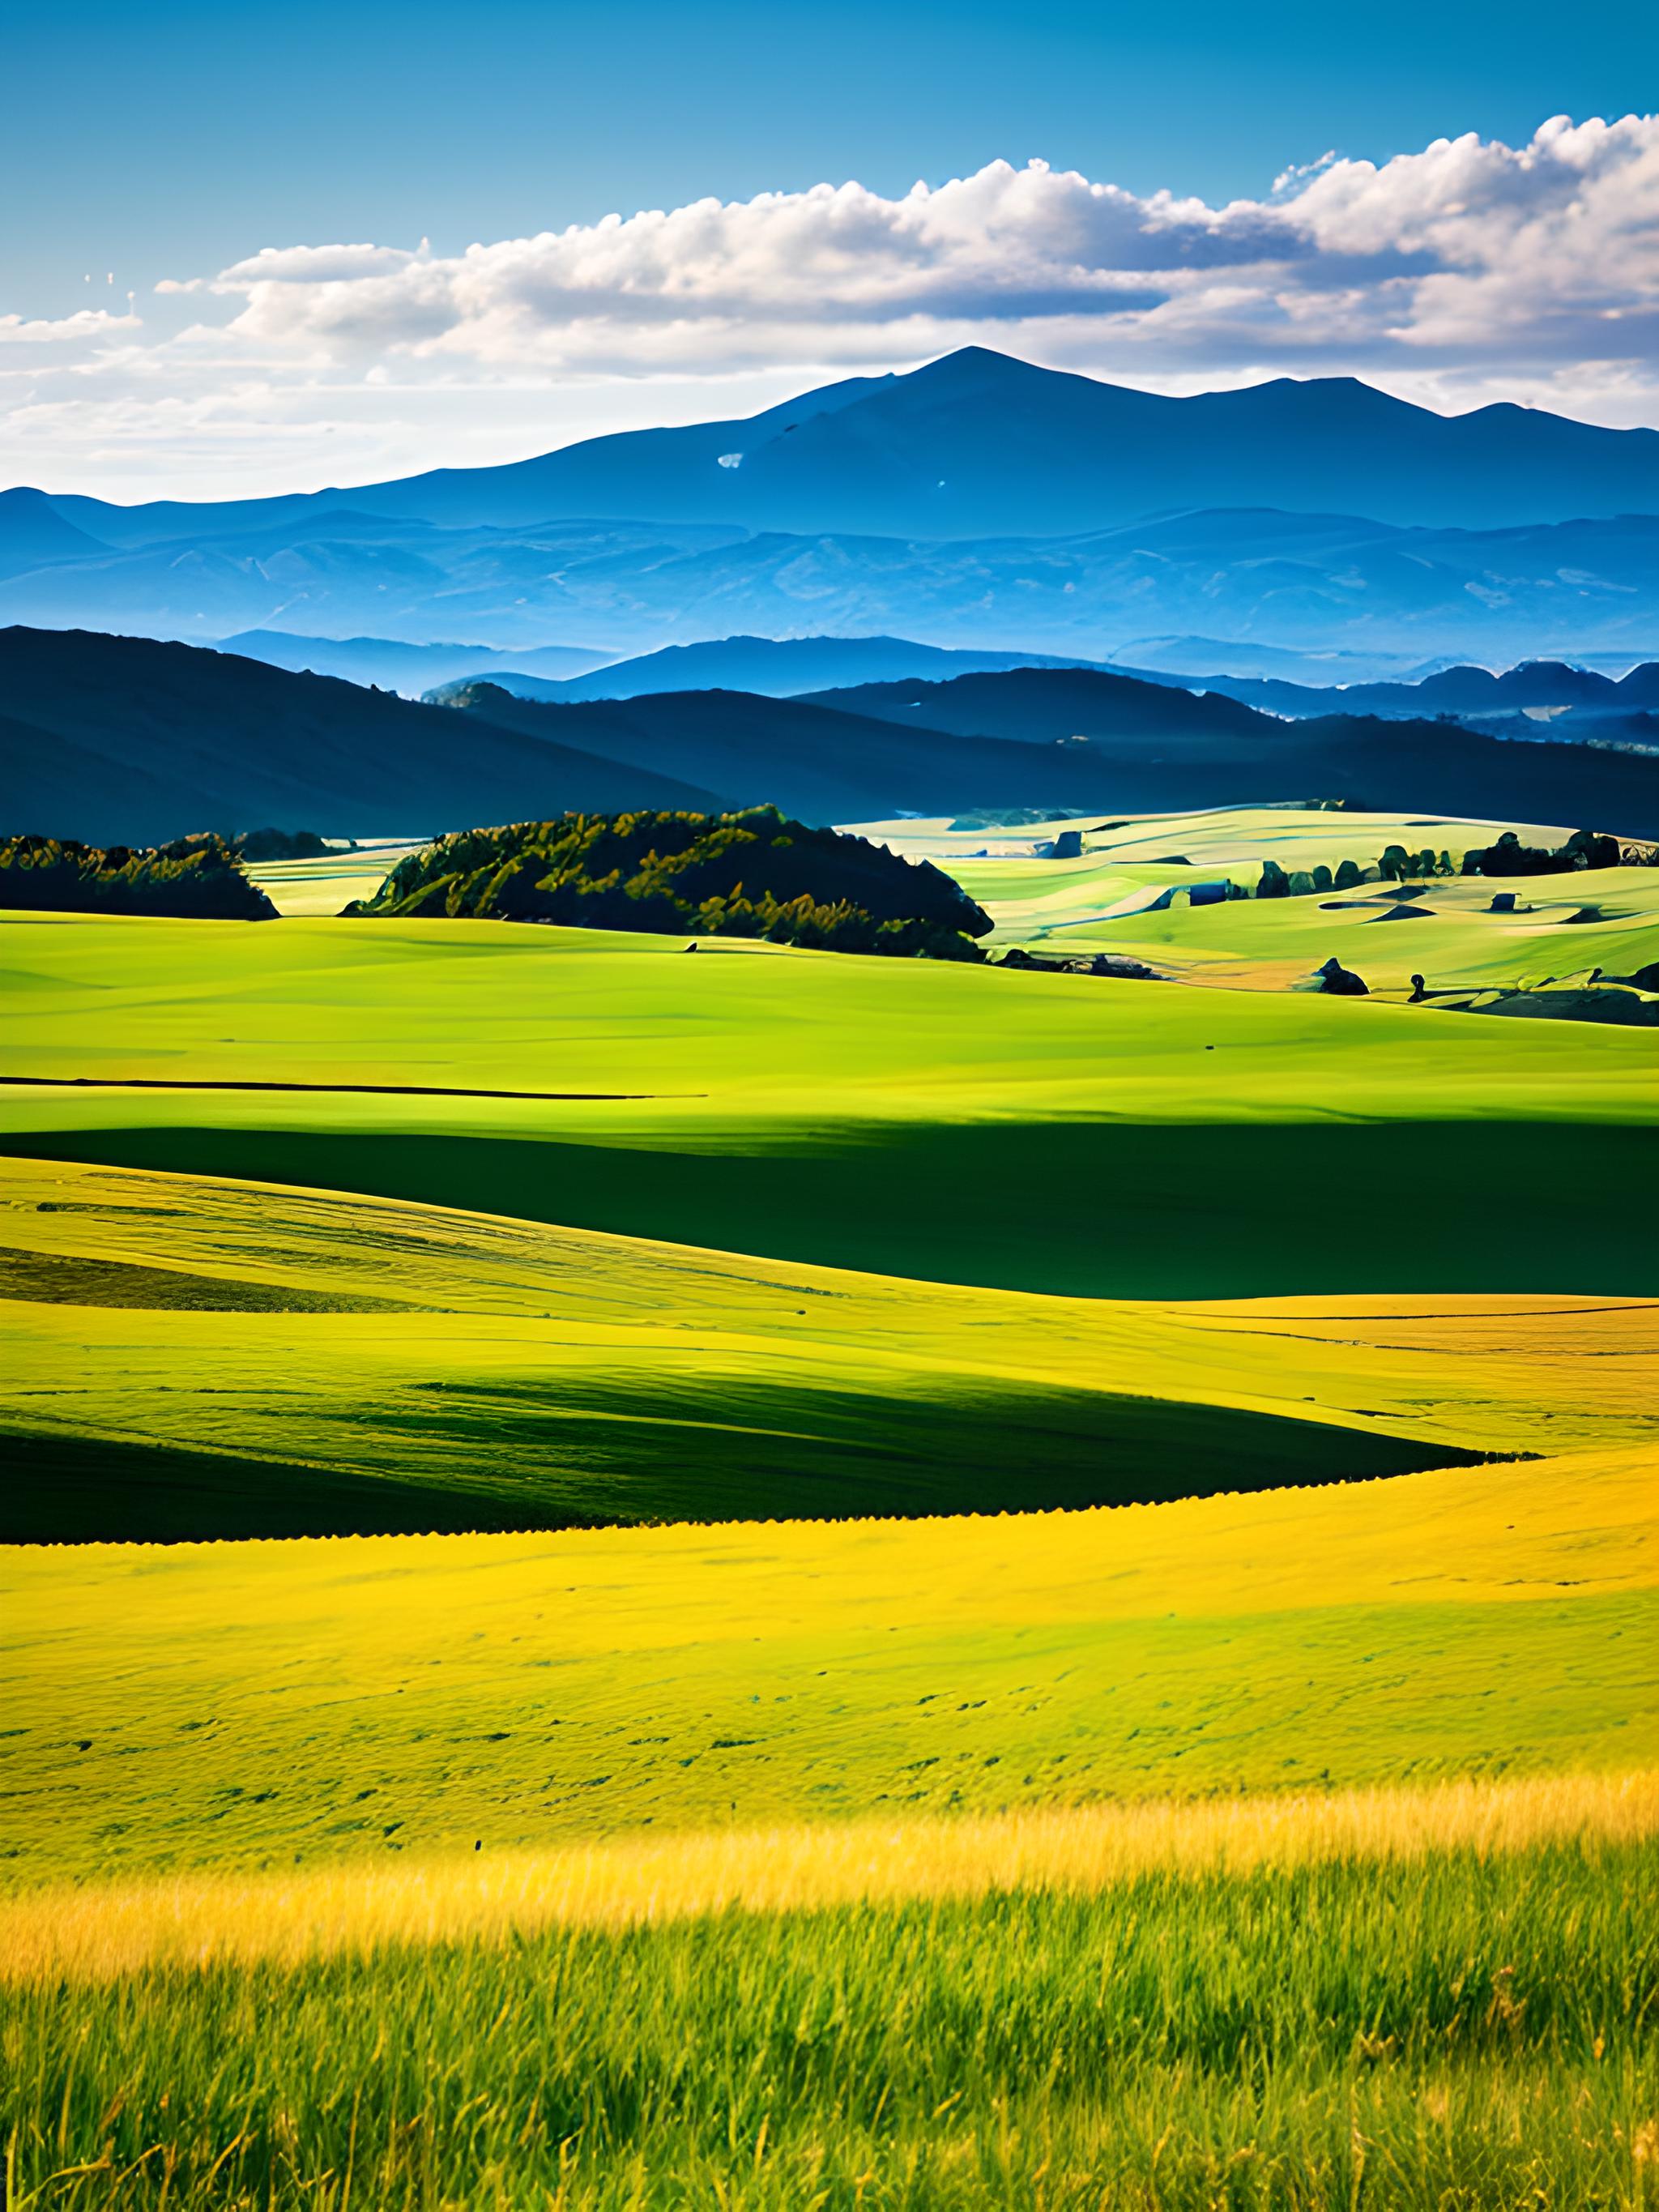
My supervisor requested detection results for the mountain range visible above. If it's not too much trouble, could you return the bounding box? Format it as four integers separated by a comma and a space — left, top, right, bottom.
25, 350, 1659, 541
6, 352, 1659, 670
3, 502, 1657, 668
213, 631, 611, 693
419, 634, 1659, 737
426, 634, 1116, 705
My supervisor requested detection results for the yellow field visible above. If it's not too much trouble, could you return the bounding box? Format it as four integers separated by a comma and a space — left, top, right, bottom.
6, 1767, 1653, 1985
6, 1439, 1656, 1884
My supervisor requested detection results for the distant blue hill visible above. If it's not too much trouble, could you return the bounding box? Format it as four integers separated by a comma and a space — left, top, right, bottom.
217, 630, 611, 697
432, 634, 1118, 705
23, 348, 1659, 547
0, 487, 111, 578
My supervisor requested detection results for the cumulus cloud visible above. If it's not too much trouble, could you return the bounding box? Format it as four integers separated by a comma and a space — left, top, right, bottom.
6, 117, 1658, 497
200, 119, 1658, 382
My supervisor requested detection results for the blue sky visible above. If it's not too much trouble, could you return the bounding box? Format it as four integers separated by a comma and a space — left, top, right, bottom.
10, 0, 1652, 312
6, 0, 1657, 498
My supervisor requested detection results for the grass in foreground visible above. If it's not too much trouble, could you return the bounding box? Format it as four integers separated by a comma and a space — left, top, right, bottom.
2, 1813, 1653, 2208
6, 1770, 1651, 1981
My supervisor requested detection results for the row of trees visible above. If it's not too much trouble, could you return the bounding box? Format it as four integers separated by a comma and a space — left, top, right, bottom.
1460, 829, 1623, 877
1254, 850, 1453, 899
1252, 829, 1627, 899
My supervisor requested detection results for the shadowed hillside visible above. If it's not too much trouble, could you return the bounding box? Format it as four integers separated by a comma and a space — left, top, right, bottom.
805, 668, 1659, 837
0, 627, 721, 846
436, 681, 1149, 822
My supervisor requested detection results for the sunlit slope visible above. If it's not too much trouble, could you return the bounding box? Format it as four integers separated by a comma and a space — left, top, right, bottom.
244, 841, 418, 916
4, 1446, 1653, 1883
896, 809, 1659, 993
992, 862, 1659, 996
1078, 865, 1659, 996
11, 1156, 1655, 1538
2, 914, 1654, 1295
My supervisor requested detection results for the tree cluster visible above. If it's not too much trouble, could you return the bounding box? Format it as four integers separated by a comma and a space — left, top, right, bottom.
346, 807, 994, 960
1256, 847, 1457, 899
1461, 829, 1622, 878
0, 834, 276, 918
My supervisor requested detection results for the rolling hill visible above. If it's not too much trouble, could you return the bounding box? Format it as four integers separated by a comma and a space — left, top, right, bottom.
9, 625, 1659, 848
0, 628, 719, 846
434, 681, 1154, 823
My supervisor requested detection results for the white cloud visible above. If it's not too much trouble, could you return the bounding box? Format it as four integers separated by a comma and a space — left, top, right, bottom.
6, 118, 1658, 497
0, 309, 142, 345
203, 122, 1659, 379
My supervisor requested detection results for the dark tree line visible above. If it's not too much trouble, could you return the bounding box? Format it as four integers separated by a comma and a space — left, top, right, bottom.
1461, 829, 1623, 877
0, 834, 276, 918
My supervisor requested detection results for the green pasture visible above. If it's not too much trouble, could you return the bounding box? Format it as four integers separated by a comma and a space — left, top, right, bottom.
6, 1155, 1656, 1541
2, 912, 1655, 1297
991, 863, 1659, 998
5, 1845, 1654, 2210
0, 1160, 1474, 1543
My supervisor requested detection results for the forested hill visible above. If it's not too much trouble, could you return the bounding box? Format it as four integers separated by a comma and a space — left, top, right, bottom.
346, 808, 993, 959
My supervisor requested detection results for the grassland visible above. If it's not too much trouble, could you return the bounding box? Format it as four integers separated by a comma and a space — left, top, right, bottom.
3, 1820, 1654, 2208
3, 826, 1655, 2209
243, 839, 419, 916
3, 909, 1656, 1298
20, 1152, 1659, 1537
872, 806, 1659, 998
8, 1770, 1653, 1980
5, 1442, 1653, 1882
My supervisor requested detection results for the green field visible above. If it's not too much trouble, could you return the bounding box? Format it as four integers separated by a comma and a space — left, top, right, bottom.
4, 910, 1656, 1300
22, 1152, 1653, 1540
4, 804, 1656, 2209
244, 838, 420, 916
